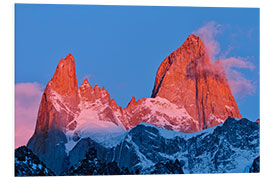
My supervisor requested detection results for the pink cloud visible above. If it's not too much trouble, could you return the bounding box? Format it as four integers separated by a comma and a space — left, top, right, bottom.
222, 57, 255, 70
222, 58, 256, 97
194, 21, 256, 98
15, 82, 43, 148
194, 21, 223, 62
221, 57, 256, 96
227, 70, 255, 97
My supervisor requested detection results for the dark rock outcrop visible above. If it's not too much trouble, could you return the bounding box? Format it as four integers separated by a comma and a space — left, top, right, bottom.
249, 156, 260, 173
15, 146, 55, 176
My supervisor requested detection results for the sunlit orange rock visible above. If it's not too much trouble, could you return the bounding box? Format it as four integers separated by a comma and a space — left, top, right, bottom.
34, 53, 80, 133
151, 34, 242, 131
30, 34, 242, 136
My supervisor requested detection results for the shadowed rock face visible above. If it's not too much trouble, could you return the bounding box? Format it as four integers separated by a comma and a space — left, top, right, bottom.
106, 118, 259, 173
15, 146, 55, 176
151, 34, 242, 130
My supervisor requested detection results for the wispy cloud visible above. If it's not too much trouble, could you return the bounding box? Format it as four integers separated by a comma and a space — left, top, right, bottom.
194, 21, 256, 97
227, 70, 256, 98
15, 82, 43, 148
222, 57, 255, 70
194, 21, 223, 62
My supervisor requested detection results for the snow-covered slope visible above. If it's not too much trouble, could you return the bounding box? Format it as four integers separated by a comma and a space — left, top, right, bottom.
64, 80, 127, 153
63, 90, 199, 155
65, 108, 126, 153
125, 97, 199, 132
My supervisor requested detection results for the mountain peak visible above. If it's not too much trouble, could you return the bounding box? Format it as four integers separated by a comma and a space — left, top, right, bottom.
185, 34, 203, 44
130, 96, 136, 103
57, 53, 75, 69
65, 53, 74, 60
80, 78, 93, 93
32, 54, 80, 133
93, 84, 100, 91
177, 34, 206, 58
83, 78, 89, 83
49, 53, 78, 96
187, 33, 200, 41
127, 96, 136, 108
151, 35, 241, 130
188, 33, 200, 39
82, 78, 89, 85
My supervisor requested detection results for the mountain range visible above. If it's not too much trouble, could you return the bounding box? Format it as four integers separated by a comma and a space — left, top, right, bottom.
15, 34, 259, 176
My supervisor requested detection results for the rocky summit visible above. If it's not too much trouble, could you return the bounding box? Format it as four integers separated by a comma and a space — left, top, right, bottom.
24, 34, 255, 175
151, 34, 241, 130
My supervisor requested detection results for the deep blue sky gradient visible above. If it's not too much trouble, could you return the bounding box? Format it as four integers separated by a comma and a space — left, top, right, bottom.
15, 4, 259, 121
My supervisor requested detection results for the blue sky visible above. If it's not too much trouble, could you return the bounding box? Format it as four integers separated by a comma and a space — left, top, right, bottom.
15, 4, 259, 121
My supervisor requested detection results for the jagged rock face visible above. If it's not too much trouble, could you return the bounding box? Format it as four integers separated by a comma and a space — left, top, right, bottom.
151, 34, 242, 130
79, 79, 110, 105
105, 118, 259, 173
79, 78, 130, 130
79, 78, 94, 103
78, 78, 123, 126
